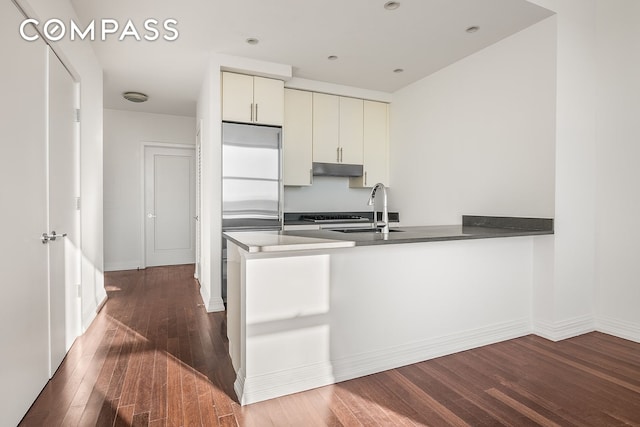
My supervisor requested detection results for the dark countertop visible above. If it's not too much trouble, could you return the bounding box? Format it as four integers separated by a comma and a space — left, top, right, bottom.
282, 215, 554, 247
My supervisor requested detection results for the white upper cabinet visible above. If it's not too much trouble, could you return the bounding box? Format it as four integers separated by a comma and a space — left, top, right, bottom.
254, 77, 284, 126
222, 72, 254, 123
222, 72, 284, 126
339, 97, 364, 165
283, 89, 313, 186
312, 93, 340, 163
312, 93, 364, 164
350, 100, 389, 188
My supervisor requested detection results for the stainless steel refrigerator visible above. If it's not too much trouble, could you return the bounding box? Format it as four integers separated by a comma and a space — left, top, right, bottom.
222, 122, 283, 231
222, 122, 282, 301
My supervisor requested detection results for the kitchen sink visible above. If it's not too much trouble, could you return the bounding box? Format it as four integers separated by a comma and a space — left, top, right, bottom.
330, 228, 404, 233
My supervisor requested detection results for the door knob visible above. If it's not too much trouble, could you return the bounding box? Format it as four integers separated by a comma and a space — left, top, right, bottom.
41, 231, 67, 244
147, 213, 157, 218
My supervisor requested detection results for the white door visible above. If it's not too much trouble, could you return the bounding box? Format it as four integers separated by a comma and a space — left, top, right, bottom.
0, 4, 49, 425
144, 146, 196, 267
47, 48, 81, 376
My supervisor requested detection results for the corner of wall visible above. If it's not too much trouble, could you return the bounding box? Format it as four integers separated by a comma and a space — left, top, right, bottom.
533, 315, 595, 341
596, 316, 640, 344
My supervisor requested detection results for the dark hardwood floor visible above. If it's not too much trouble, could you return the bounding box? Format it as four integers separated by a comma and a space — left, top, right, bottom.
20, 265, 640, 426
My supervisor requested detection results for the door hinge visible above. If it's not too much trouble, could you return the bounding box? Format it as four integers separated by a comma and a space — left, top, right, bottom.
75, 197, 81, 210
74, 109, 80, 123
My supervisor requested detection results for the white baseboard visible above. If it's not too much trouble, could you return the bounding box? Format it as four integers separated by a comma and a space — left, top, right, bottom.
207, 295, 225, 312
596, 316, 640, 343
199, 285, 210, 308
229, 313, 640, 406
533, 314, 595, 341
332, 318, 531, 384
233, 369, 245, 404
236, 362, 336, 406
234, 318, 530, 405
198, 283, 225, 312
104, 261, 141, 272
82, 307, 98, 332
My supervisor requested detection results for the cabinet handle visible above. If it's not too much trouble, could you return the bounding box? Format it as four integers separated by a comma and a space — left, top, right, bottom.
340, 147, 344, 163
250, 103, 254, 122
364, 171, 367, 186
309, 168, 313, 185
255, 103, 259, 122
337, 147, 340, 163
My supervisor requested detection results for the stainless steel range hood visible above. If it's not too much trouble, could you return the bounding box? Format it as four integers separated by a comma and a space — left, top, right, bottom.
312, 162, 363, 177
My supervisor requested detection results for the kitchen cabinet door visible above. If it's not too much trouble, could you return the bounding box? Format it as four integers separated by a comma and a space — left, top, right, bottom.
339, 97, 363, 164
312, 93, 340, 163
222, 72, 254, 123
350, 101, 389, 188
222, 72, 284, 125
283, 89, 313, 186
253, 76, 284, 126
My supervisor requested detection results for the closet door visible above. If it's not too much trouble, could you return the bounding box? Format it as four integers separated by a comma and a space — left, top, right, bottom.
47, 47, 81, 377
0, 4, 49, 426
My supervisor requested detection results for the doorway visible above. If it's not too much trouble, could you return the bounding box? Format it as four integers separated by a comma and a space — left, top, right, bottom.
143, 145, 196, 267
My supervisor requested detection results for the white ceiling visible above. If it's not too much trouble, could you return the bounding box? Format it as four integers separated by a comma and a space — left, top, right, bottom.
69, 0, 554, 117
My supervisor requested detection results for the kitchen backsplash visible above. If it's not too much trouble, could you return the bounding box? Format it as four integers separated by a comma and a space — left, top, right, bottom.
284, 176, 376, 212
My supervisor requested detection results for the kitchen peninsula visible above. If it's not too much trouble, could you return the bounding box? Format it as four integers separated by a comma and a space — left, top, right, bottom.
224, 216, 553, 405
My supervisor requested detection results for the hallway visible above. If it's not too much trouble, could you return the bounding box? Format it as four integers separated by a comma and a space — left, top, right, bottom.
20, 265, 640, 426
20, 265, 238, 426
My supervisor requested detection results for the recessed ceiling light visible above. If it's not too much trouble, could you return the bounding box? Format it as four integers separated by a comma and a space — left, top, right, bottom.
328, 55, 338, 60
246, 37, 259, 45
393, 68, 404, 73
122, 91, 148, 103
384, 1, 400, 10
466, 26, 480, 33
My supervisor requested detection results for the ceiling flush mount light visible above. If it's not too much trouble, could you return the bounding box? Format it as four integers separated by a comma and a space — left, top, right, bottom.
327, 55, 338, 60
122, 91, 148, 103
393, 68, 404, 73
246, 37, 259, 45
384, 1, 400, 10
466, 26, 480, 33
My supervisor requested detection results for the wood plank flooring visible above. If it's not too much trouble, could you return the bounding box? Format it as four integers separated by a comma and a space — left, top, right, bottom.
20, 265, 640, 426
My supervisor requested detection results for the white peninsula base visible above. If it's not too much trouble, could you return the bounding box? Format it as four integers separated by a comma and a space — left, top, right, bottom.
225, 234, 549, 405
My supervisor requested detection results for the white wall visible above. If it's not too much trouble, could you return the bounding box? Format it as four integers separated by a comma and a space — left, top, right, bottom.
196, 60, 222, 311
525, 0, 598, 340
19, 0, 106, 330
594, 0, 640, 341
390, 17, 557, 226
197, 55, 292, 312
103, 109, 196, 271
284, 177, 373, 212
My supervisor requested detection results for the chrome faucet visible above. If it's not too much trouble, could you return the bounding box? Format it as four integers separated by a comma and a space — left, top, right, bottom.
367, 183, 389, 235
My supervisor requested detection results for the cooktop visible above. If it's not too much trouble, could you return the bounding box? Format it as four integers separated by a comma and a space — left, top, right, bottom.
300, 214, 369, 223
